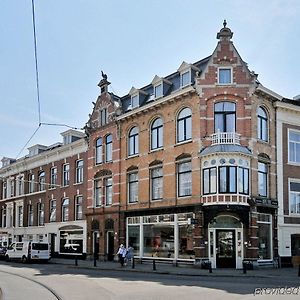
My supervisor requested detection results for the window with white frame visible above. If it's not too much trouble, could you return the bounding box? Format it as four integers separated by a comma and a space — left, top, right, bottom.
150, 166, 163, 200
181, 70, 190, 87
7, 179, 14, 198
238, 167, 249, 195
94, 179, 102, 207
214, 102, 236, 133
2, 181, 7, 199
100, 108, 107, 126
17, 205, 23, 227
96, 137, 103, 164
105, 134, 113, 162
7, 206, 13, 227
257, 107, 268, 142
38, 171, 46, 191
151, 118, 163, 150
1, 207, 6, 227
131, 95, 139, 109
76, 160, 84, 183
28, 204, 33, 226
62, 164, 70, 186
75, 195, 83, 220
128, 171, 138, 203
218, 67, 232, 84
38, 202, 44, 226
105, 177, 113, 206
289, 130, 300, 164
290, 181, 300, 214
154, 83, 163, 98
50, 167, 57, 189
177, 161, 192, 197
203, 167, 217, 195
16, 175, 24, 196
177, 108, 192, 143
28, 174, 35, 193
49, 199, 56, 222
128, 127, 139, 156
62, 198, 69, 222
219, 166, 237, 193
258, 161, 268, 197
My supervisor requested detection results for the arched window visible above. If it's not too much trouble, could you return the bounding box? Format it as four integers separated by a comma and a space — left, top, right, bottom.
128, 127, 139, 156
151, 118, 163, 150
214, 102, 236, 133
95, 137, 103, 164
105, 134, 113, 162
177, 108, 192, 142
257, 107, 268, 141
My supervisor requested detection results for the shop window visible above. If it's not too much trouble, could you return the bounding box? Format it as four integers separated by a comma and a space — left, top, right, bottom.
257, 213, 272, 260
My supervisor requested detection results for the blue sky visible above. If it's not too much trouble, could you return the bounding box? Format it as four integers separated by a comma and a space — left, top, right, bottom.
1, 0, 299, 160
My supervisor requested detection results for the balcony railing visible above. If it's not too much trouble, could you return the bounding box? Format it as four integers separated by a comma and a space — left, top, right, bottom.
211, 131, 240, 145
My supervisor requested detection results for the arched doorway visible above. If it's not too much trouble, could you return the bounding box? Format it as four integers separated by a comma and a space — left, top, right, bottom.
208, 214, 243, 269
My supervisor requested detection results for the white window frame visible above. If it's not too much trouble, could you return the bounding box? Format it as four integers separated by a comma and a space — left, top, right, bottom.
76, 160, 84, 183
50, 167, 57, 189
62, 198, 69, 222
131, 94, 139, 109
75, 195, 83, 220
49, 199, 56, 222
15, 203, 23, 227
218, 67, 233, 85
94, 179, 102, 207
28, 173, 35, 193
62, 163, 70, 186
289, 178, 300, 215
37, 202, 44, 226
180, 69, 191, 88
128, 171, 139, 204
154, 83, 163, 99
288, 128, 300, 165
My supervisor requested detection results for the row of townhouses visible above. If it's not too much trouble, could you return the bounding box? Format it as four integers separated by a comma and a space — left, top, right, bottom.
0, 23, 299, 268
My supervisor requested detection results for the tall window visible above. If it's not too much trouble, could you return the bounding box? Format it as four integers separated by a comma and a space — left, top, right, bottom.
154, 84, 163, 98
181, 70, 190, 87
38, 171, 45, 191
177, 161, 192, 197
28, 204, 33, 226
238, 167, 249, 195
62, 198, 69, 222
94, 179, 102, 207
258, 162, 268, 197
76, 160, 84, 183
100, 108, 107, 126
214, 102, 236, 133
38, 202, 44, 226
105, 177, 113, 206
257, 213, 272, 260
131, 95, 139, 108
17, 205, 23, 227
203, 167, 217, 195
96, 137, 103, 164
49, 199, 56, 222
50, 167, 57, 189
28, 174, 35, 193
2, 182, 7, 199
128, 171, 138, 203
151, 166, 163, 200
219, 166, 237, 193
128, 127, 139, 156
257, 107, 268, 141
290, 181, 300, 214
289, 130, 300, 163
75, 196, 83, 220
218, 68, 232, 84
151, 118, 163, 150
1, 208, 6, 227
16, 175, 24, 196
62, 164, 70, 186
177, 108, 192, 143
105, 134, 113, 162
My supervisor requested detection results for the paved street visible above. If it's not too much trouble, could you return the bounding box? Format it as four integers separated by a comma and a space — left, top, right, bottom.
0, 260, 300, 300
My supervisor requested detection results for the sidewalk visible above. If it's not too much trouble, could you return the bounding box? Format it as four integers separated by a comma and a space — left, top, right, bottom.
49, 258, 300, 279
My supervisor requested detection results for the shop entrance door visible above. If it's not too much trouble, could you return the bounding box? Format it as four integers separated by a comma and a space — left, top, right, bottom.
216, 230, 236, 268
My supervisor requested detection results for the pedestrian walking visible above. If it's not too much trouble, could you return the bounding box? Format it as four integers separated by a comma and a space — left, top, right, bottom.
126, 245, 134, 265
116, 244, 126, 267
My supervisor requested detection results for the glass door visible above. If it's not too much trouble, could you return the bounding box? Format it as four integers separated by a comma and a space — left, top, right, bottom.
216, 230, 236, 268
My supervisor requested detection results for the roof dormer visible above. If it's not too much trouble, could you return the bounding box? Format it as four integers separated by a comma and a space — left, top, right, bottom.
1, 157, 16, 168
61, 129, 85, 145
177, 61, 199, 88
151, 75, 172, 100
27, 144, 48, 157
128, 87, 148, 110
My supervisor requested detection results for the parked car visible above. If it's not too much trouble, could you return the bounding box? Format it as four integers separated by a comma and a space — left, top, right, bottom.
0, 245, 7, 259
5, 242, 50, 263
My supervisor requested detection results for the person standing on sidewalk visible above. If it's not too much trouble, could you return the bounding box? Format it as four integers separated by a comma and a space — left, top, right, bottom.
116, 244, 126, 267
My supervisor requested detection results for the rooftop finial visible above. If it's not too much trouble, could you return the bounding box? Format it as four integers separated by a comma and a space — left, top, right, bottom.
101, 70, 108, 80
223, 19, 227, 28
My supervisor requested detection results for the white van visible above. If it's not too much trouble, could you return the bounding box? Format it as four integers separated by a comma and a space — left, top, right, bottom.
5, 242, 50, 263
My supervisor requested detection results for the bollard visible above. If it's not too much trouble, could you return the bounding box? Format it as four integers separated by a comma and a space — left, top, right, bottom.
298, 264, 300, 277
209, 261, 212, 273
132, 256, 135, 269
153, 259, 156, 271
243, 262, 247, 274
75, 257, 78, 266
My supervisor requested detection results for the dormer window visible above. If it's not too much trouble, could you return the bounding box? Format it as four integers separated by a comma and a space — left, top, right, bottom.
181, 70, 190, 87
154, 83, 163, 98
218, 67, 232, 84
131, 94, 139, 109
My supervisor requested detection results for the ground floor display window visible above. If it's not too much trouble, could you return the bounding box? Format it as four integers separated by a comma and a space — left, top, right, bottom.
257, 213, 272, 260
59, 229, 83, 254
291, 234, 300, 256
127, 213, 195, 260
